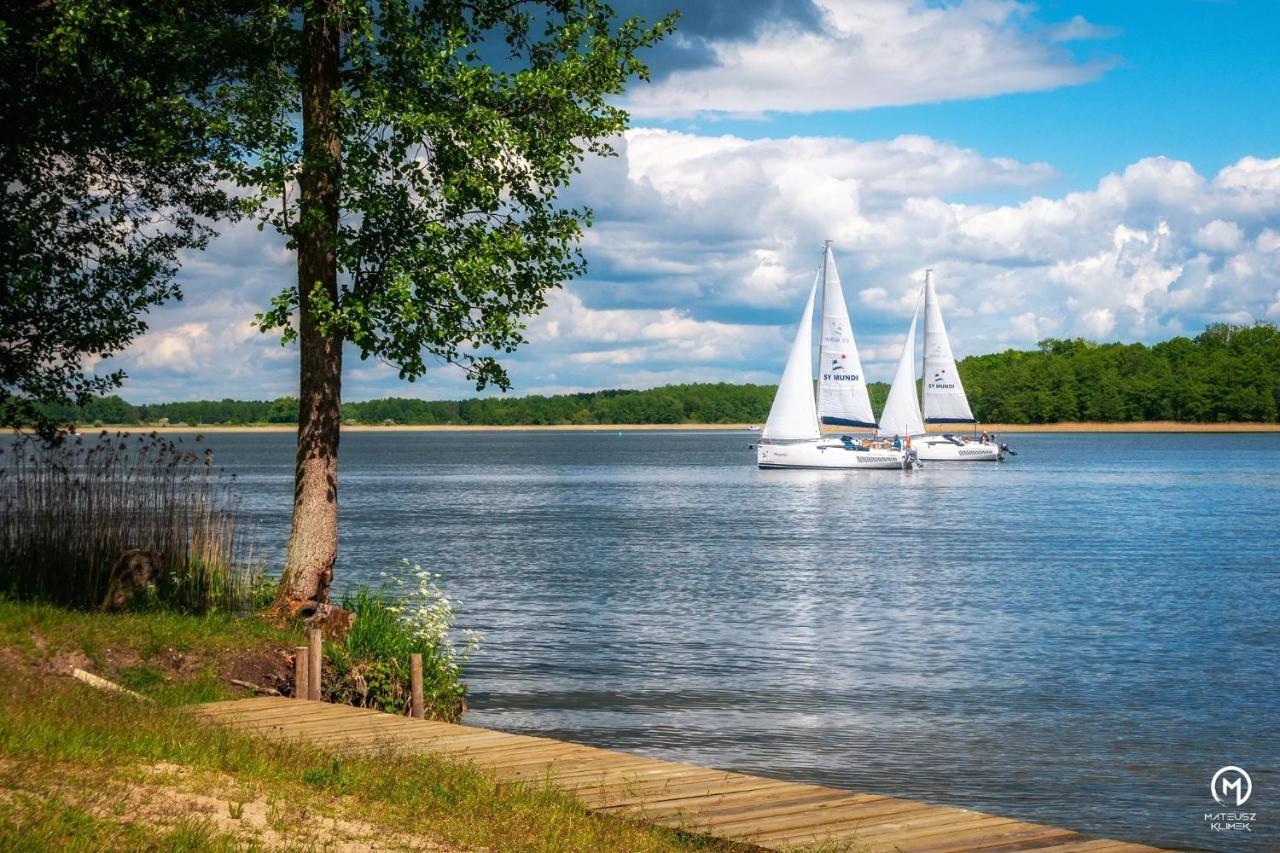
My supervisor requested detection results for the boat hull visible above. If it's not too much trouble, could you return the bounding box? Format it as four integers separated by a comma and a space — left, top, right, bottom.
757, 440, 910, 469
915, 436, 1002, 462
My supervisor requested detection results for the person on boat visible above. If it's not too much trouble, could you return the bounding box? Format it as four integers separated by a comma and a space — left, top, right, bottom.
892, 434, 902, 450
980, 430, 988, 444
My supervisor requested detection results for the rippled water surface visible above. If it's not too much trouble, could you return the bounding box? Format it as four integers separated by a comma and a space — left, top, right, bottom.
204, 430, 1276, 850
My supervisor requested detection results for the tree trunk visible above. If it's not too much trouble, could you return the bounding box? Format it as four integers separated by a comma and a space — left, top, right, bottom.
276, 0, 343, 615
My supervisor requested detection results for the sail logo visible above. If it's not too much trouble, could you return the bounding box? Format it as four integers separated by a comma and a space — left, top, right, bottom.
823, 355, 860, 382
928, 368, 957, 390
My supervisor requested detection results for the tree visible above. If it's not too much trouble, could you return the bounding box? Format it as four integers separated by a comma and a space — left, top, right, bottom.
0, 0, 268, 441
229, 1, 672, 613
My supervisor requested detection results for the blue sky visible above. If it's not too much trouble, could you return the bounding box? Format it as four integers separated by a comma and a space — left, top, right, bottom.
670, 1, 1280, 193
113, 0, 1280, 403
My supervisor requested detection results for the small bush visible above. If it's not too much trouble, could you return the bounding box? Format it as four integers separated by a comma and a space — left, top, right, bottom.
326, 563, 478, 721
0, 432, 267, 614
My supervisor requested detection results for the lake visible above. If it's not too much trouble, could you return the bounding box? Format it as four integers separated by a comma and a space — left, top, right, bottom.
201, 430, 1279, 850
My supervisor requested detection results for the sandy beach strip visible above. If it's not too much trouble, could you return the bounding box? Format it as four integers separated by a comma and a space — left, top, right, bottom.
70, 420, 1280, 435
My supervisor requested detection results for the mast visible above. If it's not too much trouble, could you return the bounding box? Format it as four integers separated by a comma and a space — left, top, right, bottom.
920, 268, 931, 410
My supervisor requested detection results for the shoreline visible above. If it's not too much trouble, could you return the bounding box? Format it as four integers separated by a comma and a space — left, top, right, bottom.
64, 420, 1280, 434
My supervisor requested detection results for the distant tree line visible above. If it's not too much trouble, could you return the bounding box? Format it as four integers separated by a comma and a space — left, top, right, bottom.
963, 322, 1280, 423
32, 323, 1280, 428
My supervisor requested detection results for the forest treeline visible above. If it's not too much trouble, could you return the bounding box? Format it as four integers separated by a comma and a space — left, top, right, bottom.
38, 323, 1280, 427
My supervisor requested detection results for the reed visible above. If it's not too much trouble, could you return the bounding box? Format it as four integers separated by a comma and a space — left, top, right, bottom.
0, 431, 269, 613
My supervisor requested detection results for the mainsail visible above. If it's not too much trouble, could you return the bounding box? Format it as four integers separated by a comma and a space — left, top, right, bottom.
817, 244, 877, 428
877, 288, 926, 438
921, 270, 975, 423
762, 272, 822, 442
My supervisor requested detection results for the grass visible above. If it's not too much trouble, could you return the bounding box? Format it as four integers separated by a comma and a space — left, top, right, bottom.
0, 599, 760, 851
0, 431, 268, 613
0, 664, 744, 851
0, 789, 248, 852
0, 598, 293, 656
0, 598, 300, 709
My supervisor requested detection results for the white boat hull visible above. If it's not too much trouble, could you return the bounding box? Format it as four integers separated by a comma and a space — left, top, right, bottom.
915, 436, 1002, 462
757, 440, 911, 469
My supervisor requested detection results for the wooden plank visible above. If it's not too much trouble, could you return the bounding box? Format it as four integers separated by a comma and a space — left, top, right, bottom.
860, 814, 1025, 845
712, 798, 942, 842
623, 781, 809, 821
197, 709, 386, 731
737, 797, 937, 837
535, 758, 732, 783
498, 756, 666, 782
893, 824, 1081, 853
483, 753, 678, 782
1039, 844, 1158, 853
574, 770, 751, 805
843, 806, 1008, 840
479, 747, 617, 770
196, 701, 363, 722
220, 706, 409, 727
248, 721, 422, 743
592, 777, 821, 813
559, 761, 731, 786
199, 696, 294, 713
299, 726, 511, 748
654, 792, 883, 828
508, 758, 697, 786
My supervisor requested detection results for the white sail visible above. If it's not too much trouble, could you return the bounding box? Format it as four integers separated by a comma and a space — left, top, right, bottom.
762, 272, 821, 442
877, 290, 926, 438
921, 270, 975, 424
817, 245, 877, 428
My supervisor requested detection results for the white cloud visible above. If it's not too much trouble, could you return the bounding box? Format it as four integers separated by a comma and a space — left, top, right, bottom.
528, 290, 782, 367
1006, 311, 1041, 344
1080, 308, 1115, 338
1194, 219, 1244, 253
626, 0, 1116, 117
132, 322, 213, 373
568, 134, 1280, 366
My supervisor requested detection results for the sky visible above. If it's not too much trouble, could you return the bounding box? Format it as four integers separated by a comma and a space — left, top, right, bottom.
114, 0, 1280, 403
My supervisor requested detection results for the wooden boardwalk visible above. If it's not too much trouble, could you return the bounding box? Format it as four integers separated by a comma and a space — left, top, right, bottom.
197, 697, 1161, 852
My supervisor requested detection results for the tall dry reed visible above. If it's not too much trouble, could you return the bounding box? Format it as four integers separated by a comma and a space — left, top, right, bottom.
0, 431, 269, 613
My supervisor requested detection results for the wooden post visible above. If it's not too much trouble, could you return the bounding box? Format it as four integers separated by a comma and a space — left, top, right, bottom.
308, 628, 323, 701
294, 645, 309, 700
410, 653, 424, 720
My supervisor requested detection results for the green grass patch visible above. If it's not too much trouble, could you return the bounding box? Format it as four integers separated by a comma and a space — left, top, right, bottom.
0, 662, 743, 852
0, 790, 247, 852
0, 597, 296, 661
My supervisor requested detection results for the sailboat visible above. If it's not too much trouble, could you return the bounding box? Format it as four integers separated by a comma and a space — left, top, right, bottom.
757, 243, 914, 470
877, 270, 1003, 462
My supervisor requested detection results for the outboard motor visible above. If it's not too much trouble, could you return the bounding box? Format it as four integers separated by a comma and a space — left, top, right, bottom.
1000, 442, 1017, 459
902, 447, 921, 470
